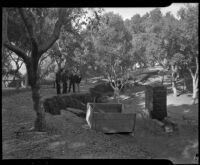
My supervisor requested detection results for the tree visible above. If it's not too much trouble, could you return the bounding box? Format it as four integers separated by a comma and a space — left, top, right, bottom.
38, 53, 57, 81
146, 10, 183, 96
2, 7, 103, 131
86, 12, 133, 102
177, 4, 198, 103
2, 8, 88, 131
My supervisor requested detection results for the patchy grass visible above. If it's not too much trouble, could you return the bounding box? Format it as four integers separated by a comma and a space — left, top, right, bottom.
2, 73, 198, 162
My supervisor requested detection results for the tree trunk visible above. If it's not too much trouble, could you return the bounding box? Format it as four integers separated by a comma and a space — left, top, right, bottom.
161, 74, 165, 85
172, 80, 178, 97
192, 76, 198, 104
25, 73, 29, 87
28, 58, 46, 131
114, 87, 120, 103
171, 65, 178, 97
31, 84, 46, 131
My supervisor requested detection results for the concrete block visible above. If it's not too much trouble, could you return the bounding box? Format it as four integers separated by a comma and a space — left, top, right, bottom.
86, 103, 136, 133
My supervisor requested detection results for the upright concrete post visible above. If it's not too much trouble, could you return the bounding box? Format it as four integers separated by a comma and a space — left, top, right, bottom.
145, 85, 167, 121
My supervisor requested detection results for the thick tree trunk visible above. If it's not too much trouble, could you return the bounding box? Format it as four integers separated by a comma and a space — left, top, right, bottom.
28, 58, 46, 131
31, 84, 46, 131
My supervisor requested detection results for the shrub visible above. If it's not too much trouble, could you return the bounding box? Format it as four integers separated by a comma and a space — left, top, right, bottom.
43, 93, 97, 115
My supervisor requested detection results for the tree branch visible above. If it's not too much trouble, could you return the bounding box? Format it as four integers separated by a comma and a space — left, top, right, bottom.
195, 56, 199, 76
187, 67, 195, 79
39, 53, 49, 66
38, 9, 66, 56
39, 60, 55, 79
4, 42, 29, 64
18, 8, 38, 51
18, 61, 24, 70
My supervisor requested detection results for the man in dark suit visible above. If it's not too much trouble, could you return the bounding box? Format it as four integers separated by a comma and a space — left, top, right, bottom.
74, 73, 82, 93
61, 69, 69, 94
55, 68, 63, 94
68, 72, 76, 93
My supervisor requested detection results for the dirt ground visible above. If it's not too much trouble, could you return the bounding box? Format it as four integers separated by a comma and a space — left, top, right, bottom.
2, 78, 198, 163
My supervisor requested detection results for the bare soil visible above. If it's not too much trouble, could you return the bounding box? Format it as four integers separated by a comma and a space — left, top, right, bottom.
2, 77, 198, 163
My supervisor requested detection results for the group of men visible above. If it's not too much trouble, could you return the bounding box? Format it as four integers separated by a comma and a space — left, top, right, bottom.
55, 68, 82, 94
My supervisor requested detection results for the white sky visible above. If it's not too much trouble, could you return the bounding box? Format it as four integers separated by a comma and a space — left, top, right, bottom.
104, 3, 194, 20
16, 3, 197, 75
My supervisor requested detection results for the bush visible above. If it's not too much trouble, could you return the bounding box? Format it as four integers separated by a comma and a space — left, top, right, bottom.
43, 93, 97, 115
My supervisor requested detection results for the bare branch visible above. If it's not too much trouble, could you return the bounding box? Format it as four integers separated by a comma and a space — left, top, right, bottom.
8, 53, 16, 61
3, 8, 30, 64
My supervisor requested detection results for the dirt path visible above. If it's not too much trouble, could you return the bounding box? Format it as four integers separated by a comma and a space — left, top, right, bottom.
120, 86, 198, 164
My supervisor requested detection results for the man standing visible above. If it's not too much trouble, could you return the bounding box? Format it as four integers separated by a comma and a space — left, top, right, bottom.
55, 68, 63, 94
61, 69, 69, 94
68, 71, 76, 93
74, 72, 82, 93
